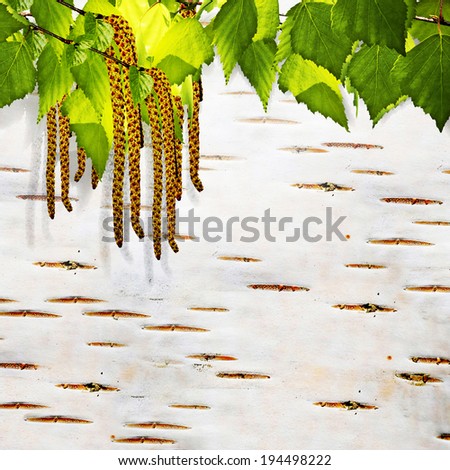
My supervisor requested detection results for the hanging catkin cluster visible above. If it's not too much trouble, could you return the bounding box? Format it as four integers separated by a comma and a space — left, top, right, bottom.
105, 15, 145, 242
180, 8, 203, 191
146, 93, 164, 259
45, 105, 57, 219
74, 147, 99, 189
174, 95, 184, 201
45, 98, 99, 219
58, 102, 73, 213
147, 67, 179, 257
45, 97, 77, 218
189, 80, 203, 192
104, 46, 127, 248
44, 10, 204, 259
140, 6, 204, 258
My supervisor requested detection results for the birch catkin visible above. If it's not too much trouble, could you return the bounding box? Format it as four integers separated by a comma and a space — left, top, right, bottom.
46, 106, 57, 219
146, 93, 164, 260
58, 101, 73, 212
74, 147, 86, 182
105, 48, 126, 248
180, 7, 196, 19
189, 80, 203, 192
150, 68, 179, 254
106, 15, 145, 240
174, 95, 184, 201
74, 147, 99, 190
91, 166, 99, 190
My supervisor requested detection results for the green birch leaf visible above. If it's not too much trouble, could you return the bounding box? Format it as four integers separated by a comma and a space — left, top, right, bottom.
129, 66, 154, 105
239, 39, 276, 110
0, 3, 27, 41
153, 18, 214, 71
160, 0, 179, 13
197, 0, 228, 15
180, 74, 193, 118
84, 0, 120, 16
405, 32, 416, 52
299, 82, 348, 129
0, 40, 36, 108
203, 21, 214, 43
116, 0, 152, 66
140, 2, 171, 62
61, 89, 97, 124
156, 56, 197, 85
394, 34, 450, 131
65, 44, 88, 67
117, 0, 150, 32
25, 29, 47, 60
71, 50, 110, 117
275, 4, 296, 63
347, 44, 404, 124
4, 0, 33, 11
254, 0, 279, 41
37, 43, 73, 121
71, 123, 110, 177
31, 0, 74, 56
80, 13, 114, 52
332, 0, 408, 54
291, 2, 352, 78
65, 14, 89, 67
279, 53, 348, 129
68, 12, 86, 40
153, 18, 214, 84
213, 0, 258, 81
405, 0, 416, 27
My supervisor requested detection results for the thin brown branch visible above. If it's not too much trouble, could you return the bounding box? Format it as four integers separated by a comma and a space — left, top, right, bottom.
29, 24, 74, 45
56, 0, 86, 16
414, 15, 450, 27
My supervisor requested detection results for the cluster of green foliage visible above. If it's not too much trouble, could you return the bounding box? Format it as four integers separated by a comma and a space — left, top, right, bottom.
0, 0, 448, 177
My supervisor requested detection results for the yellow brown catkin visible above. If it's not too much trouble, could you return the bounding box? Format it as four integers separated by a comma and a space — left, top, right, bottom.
174, 95, 184, 201
106, 15, 145, 240
58, 100, 73, 213
74, 147, 86, 182
180, 7, 196, 19
149, 68, 178, 254
46, 106, 57, 219
181, 3, 202, 195
91, 166, 99, 190
146, 93, 164, 259
189, 80, 203, 192
74, 147, 98, 190
105, 47, 126, 247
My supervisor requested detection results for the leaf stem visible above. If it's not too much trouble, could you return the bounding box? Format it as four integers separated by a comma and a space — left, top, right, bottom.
414, 15, 450, 28
56, 0, 87, 16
